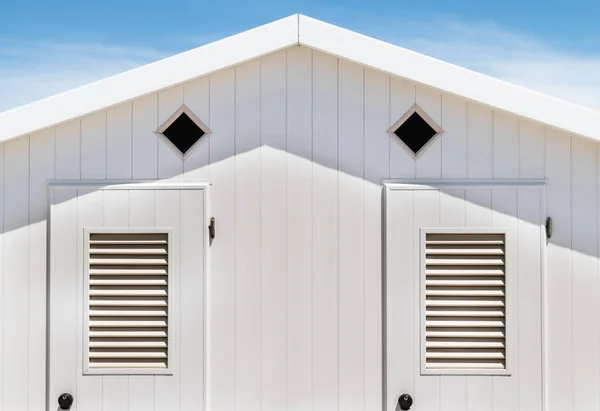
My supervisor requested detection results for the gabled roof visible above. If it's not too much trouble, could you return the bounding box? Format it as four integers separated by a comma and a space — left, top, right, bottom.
1, 14, 599, 144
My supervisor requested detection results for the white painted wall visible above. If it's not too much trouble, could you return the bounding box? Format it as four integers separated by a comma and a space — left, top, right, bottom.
0, 45, 593, 410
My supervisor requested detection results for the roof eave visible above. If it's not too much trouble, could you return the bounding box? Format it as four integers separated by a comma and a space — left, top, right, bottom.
298, 14, 600, 141
0, 14, 299, 143
1, 14, 599, 145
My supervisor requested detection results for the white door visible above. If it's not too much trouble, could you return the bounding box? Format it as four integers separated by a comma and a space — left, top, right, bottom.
384, 183, 544, 411
48, 184, 206, 411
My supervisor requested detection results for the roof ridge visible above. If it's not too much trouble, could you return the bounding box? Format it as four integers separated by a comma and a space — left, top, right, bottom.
0, 14, 598, 144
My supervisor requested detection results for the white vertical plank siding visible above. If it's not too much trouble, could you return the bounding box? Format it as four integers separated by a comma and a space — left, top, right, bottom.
107, 103, 133, 179
158, 86, 184, 179
79, 120, 107, 409
493, 111, 519, 179
81, 103, 109, 411
466, 104, 493, 178
4, 47, 600, 411
571, 137, 600, 411
101, 190, 130, 411
441, 95, 467, 178
517, 189, 543, 411
206, 68, 236, 411
49, 121, 81, 409
389, 77, 416, 178
154, 190, 181, 410
385, 189, 414, 411
28, 129, 54, 410
81, 111, 107, 179
363, 68, 389, 411
2, 137, 30, 410
312, 50, 339, 411
183, 77, 210, 179
286, 46, 313, 411
440, 377, 466, 411
127, 190, 157, 411
234, 59, 261, 411
439, 190, 467, 411
48, 189, 79, 409
132, 94, 158, 179
517, 120, 545, 409
76, 189, 103, 411
415, 86, 442, 178
338, 58, 365, 411
518, 120, 545, 179
544, 129, 572, 411
82, 114, 110, 409
413, 190, 440, 411
259, 50, 287, 411
464, 190, 493, 411
466, 191, 492, 226
55, 120, 81, 179
466, 378, 492, 411
490, 190, 518, 411
180, 189, 205, 410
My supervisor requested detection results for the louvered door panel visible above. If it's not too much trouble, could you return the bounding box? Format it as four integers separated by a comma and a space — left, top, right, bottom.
424, 232, 506, 371
86, 231, 171, 373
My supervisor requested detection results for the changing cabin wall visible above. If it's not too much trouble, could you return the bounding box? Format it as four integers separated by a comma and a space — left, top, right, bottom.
0, 45, 593, 410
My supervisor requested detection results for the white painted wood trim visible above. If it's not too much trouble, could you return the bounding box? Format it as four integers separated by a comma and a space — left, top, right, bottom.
383, 179, 547, 190
381, 186, 389, 411
539, 184, 548, 411
386, 103, 444, 159
418, 227, 513, 376
48, 180, 211, 190
2, 14, 600, 147
155, 103, 212, 160
299, 15, 600, 142
48, 182, 211, 383
0, 15, 299, 143
83, 227, 175, 375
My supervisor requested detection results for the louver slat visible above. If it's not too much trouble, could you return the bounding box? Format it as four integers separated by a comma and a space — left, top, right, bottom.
90, 341, 168, 348
426, 341, 505, 349
427, 362, 505, 370
90, 330, 168, 338
88, 232, 169, 371
425, 233, 506, 371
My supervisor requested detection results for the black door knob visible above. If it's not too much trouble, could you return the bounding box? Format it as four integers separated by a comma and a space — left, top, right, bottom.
58, 393, 74, 410
398, 393, 413, 410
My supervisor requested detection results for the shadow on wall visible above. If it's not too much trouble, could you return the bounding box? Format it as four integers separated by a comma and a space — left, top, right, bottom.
1, 136, 569, 250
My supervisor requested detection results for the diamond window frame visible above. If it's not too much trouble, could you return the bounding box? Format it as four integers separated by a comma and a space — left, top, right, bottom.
387, 104, 443, 158
155, 104, 212, 159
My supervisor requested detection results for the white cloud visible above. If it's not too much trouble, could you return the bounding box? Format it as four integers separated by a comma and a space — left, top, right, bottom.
0, 41, 167, 112
0, 19, 599, 113
391, 18, 600, 110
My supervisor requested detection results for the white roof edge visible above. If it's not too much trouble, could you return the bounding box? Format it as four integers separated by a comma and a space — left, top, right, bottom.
298, 15, 600, 141
0, 15, 299, 143
1, 14, 599, 144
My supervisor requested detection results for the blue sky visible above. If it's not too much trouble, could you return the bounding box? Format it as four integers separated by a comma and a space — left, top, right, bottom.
1, 0, 599, 111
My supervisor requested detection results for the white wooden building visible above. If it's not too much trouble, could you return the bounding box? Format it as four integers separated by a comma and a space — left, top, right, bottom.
0, 14, 598, 411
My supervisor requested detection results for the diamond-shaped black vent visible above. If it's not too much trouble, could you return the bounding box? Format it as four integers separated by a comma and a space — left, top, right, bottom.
393, 112, 438, 155
162, 112, 206, 155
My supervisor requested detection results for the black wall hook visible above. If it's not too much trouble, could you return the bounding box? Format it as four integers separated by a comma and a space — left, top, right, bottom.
545, 216, 553, 239
209, 217, 216, 244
